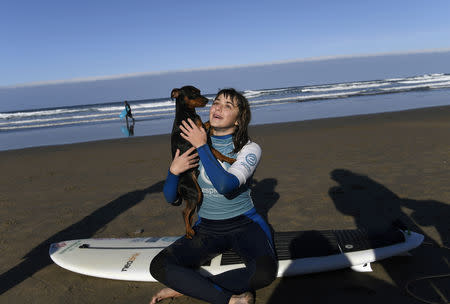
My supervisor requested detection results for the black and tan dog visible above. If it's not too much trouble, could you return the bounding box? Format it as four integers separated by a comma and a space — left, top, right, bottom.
171, 86, 235, 239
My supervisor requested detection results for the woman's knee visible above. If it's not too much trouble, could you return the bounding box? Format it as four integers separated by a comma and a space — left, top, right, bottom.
250, 255, 278, 289
150, 250, 171, 282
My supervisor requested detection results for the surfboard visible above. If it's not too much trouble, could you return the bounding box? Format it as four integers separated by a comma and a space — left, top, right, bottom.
119, 109, 127, 119
49, 229, 423, 282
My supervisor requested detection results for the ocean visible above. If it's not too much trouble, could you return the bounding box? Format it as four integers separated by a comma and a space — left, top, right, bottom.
1, 73, 449, 151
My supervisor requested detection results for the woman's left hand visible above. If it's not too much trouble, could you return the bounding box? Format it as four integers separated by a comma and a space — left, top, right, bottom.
180, 118, 207, 148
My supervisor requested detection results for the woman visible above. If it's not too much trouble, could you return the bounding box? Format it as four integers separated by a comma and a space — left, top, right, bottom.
150, 89, 278, 304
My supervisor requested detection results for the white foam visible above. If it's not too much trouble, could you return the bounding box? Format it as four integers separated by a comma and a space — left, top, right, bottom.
244, 90, 265, 98
302, 82, 391, 93
380, 83, 434, 92
0, 116, 118, 131
2, 73, 449, 134
249, 91, 363, 105
0, 112, 117, 126
0, 107, 177, 127
430, 81, 450, 88
96, 100, 174, 112
244, 88, 287, 99
399, 74, 450, 85
0, 108, 85, 120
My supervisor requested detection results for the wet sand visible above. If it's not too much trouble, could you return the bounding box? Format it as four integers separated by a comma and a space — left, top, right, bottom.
0, 106, 449, 303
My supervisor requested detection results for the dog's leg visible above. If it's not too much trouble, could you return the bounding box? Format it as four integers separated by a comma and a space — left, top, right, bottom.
193, 118, 204, 129
183, 172, 203, 239
182, 205, 195, 239
192, 171, 203, 207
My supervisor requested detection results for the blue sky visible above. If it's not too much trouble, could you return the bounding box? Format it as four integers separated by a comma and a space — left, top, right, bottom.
1, 0, 450, 87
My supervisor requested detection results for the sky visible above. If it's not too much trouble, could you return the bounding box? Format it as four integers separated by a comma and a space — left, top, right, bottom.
1, 0, 450, 88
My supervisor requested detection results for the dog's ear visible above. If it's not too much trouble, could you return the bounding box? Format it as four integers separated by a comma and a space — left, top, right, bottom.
181, 85, 201, 95
189, 86, 201, 95
171, 88, 180, 99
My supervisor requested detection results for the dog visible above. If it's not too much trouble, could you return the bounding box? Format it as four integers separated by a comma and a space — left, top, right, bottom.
171, 85, 235, 239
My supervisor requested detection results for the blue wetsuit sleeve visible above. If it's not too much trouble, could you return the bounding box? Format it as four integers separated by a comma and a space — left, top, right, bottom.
197, 144, 239, 195
163, 169, 179, 203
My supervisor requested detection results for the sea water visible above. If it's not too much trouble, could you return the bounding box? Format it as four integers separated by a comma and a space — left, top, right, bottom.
1, 73, 449, 151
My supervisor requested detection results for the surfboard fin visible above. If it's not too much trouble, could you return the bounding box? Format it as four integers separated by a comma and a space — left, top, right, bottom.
351, 262, 373, 272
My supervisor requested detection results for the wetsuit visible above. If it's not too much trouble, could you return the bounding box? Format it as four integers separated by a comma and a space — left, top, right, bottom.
125, 103, 133, 118
150, 134, 278, 304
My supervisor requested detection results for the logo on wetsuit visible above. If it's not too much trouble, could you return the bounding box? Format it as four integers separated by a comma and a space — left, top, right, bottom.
245, 153, 257, 166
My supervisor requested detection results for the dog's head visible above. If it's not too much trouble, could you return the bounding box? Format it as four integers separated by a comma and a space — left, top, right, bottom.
171, 86, 209, 109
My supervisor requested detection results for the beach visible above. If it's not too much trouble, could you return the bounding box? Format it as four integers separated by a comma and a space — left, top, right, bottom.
0, 105, 449, 303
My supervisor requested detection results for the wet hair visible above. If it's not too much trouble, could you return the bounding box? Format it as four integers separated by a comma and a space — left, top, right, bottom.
214, 88, 251, 153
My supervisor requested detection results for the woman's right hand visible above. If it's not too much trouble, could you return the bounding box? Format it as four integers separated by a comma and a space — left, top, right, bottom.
169, 147, 199, 175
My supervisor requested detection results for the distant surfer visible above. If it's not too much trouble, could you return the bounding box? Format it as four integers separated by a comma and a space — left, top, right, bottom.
124, 101, 135, 124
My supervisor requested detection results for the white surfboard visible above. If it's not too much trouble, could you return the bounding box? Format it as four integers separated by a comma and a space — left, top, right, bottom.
49, 229, 423, 282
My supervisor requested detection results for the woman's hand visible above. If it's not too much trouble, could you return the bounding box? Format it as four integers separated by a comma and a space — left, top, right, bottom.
169, 147, 199, 175
180, 118, 207, 148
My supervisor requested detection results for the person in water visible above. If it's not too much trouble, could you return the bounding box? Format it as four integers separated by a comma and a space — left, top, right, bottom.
124, 100, 135, 124
150, 88, 278, 304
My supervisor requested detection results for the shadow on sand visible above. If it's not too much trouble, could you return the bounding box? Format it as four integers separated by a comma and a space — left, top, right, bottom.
0, 180, 164, 295
267, 169, 449, 304
251, 178, 280, 228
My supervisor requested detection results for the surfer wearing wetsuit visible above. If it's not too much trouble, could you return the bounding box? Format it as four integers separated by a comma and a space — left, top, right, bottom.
150, 89, 278, 304
124, 100, 135, 124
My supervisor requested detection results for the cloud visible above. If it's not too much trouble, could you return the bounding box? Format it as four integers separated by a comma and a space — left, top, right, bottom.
3, 48, 450, 90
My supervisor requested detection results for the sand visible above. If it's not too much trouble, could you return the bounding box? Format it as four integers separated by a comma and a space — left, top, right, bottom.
0, 106, 449, 304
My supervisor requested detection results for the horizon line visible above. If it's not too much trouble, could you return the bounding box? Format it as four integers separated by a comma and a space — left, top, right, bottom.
2, 48, 450, 89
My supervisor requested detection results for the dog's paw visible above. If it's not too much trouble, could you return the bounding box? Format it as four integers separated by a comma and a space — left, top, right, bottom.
185, 229, 195, 239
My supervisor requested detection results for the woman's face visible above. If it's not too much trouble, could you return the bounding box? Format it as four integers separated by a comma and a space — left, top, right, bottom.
209, 94, 239, 135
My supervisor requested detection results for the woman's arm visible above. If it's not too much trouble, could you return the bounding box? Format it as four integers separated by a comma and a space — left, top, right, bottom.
227, 142, 261, 186
178, 118, 261, 195
163, 170, 179, 203
196, 144, 239, 194
178, 118, 239, 194
162, 147, 198, 203
196, 141, 261, 194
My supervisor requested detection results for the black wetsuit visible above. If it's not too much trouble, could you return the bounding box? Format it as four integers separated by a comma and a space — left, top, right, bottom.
125, 103, 133, 118
150, 209, 277, 304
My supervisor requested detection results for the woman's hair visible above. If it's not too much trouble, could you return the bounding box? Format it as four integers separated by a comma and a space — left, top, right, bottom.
215, 88, 251, 153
